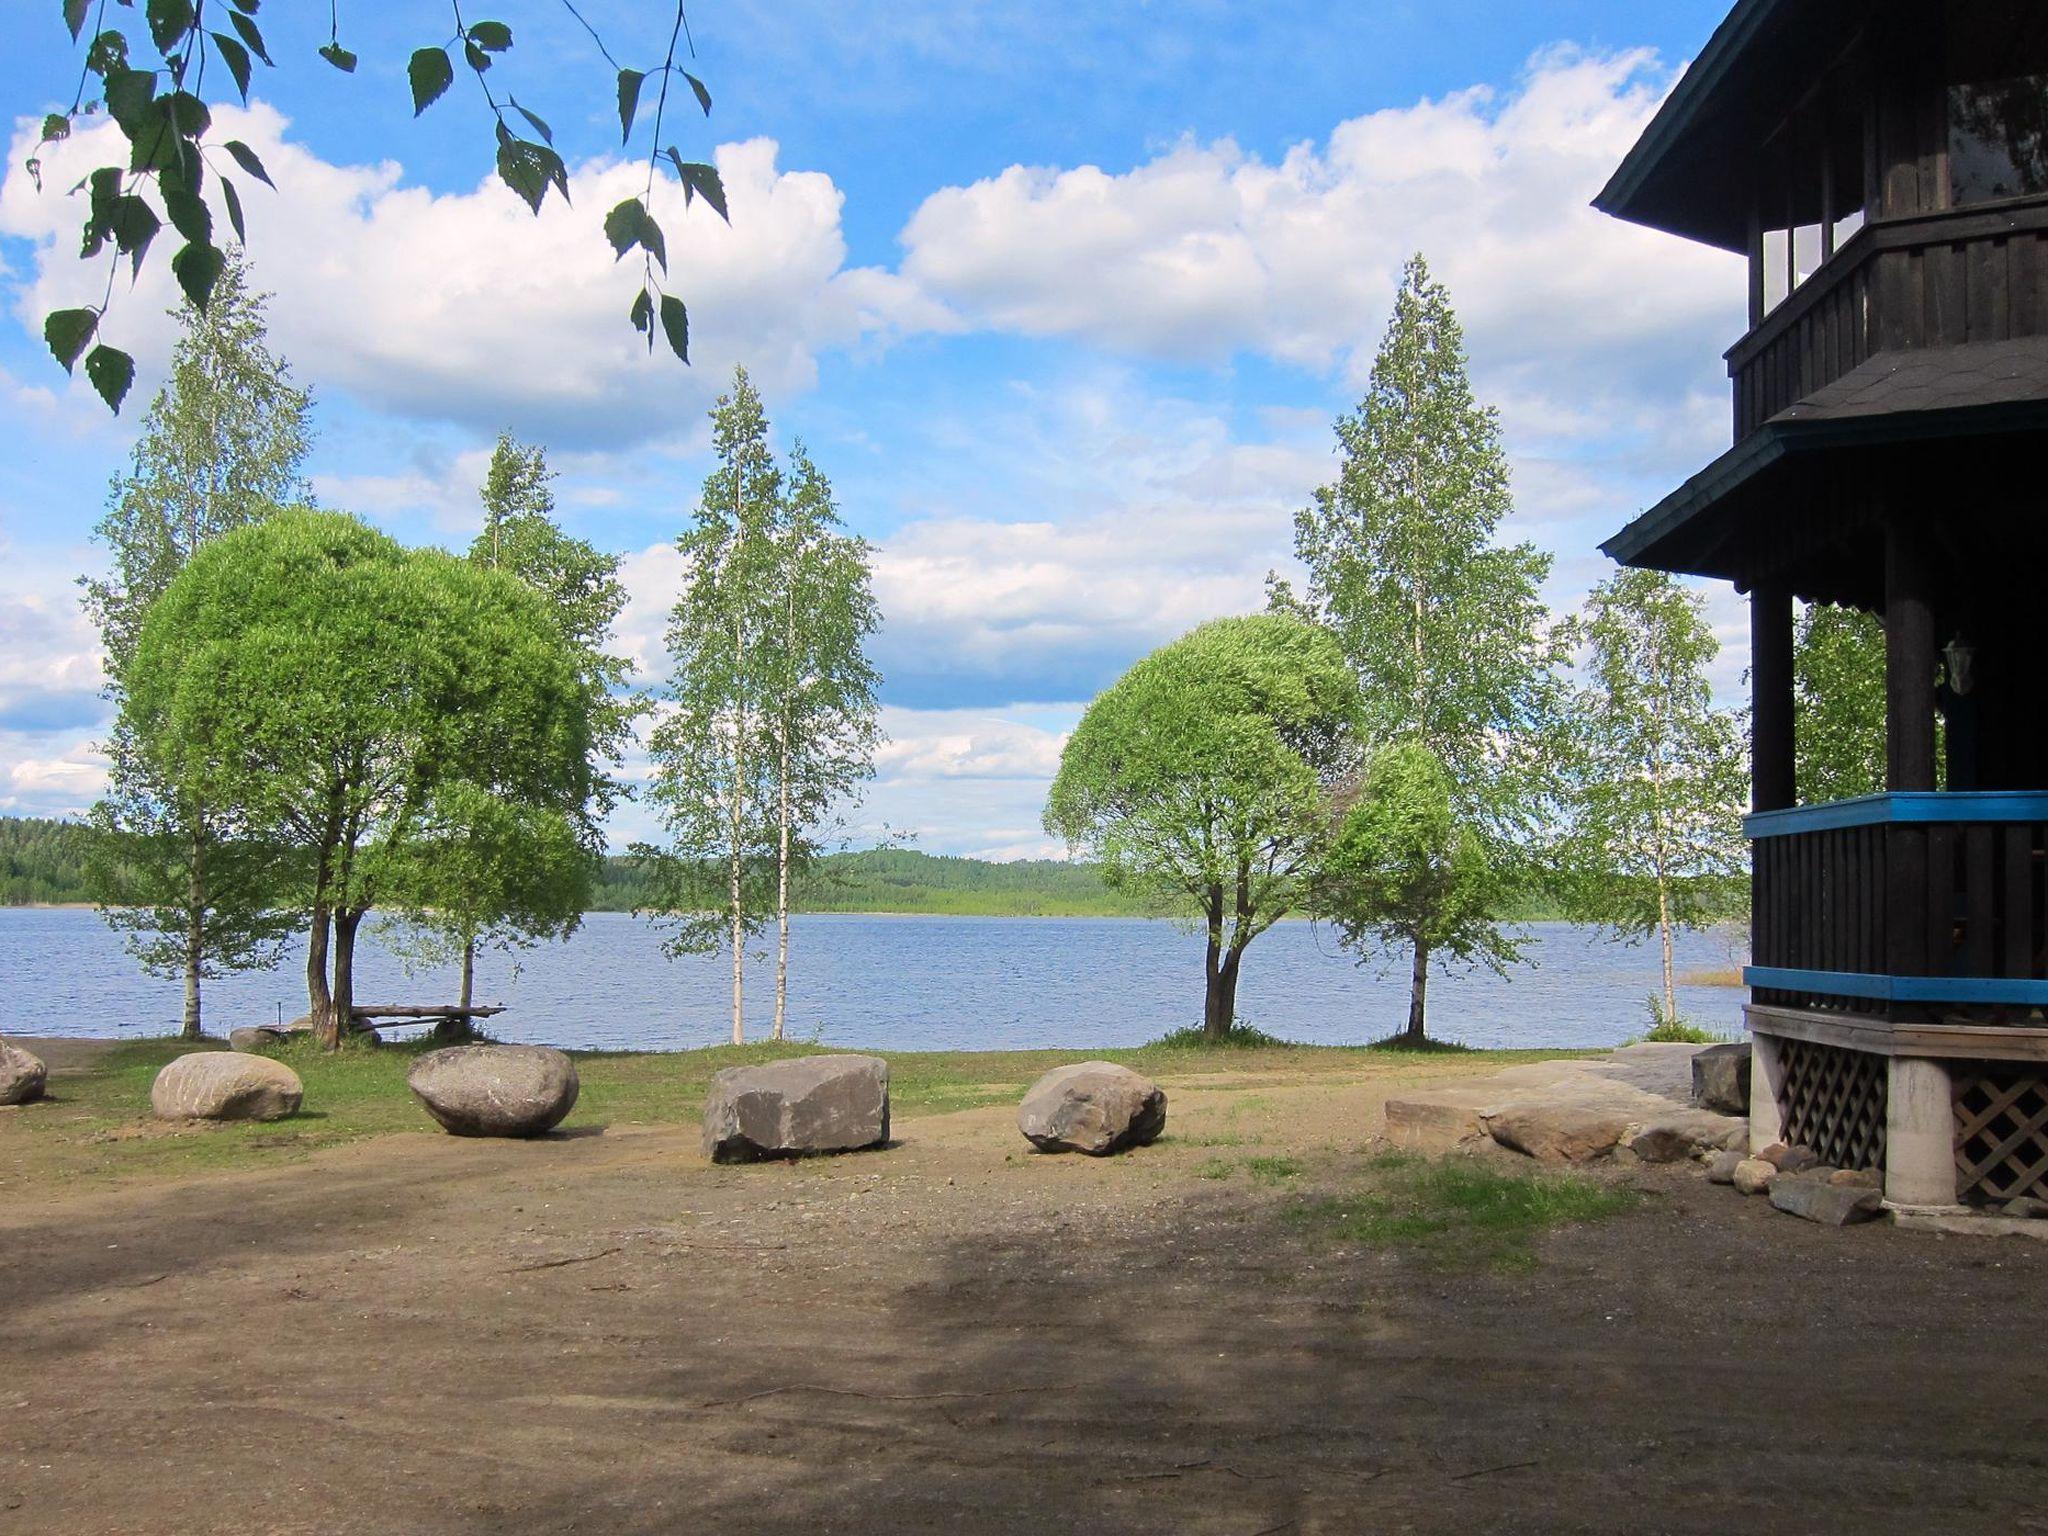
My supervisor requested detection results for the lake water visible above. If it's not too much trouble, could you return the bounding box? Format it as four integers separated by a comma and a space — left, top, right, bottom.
0, 908, 1747, 1051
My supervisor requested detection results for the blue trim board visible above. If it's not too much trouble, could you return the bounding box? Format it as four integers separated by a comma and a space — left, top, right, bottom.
1745, 966, 2048, 1005
1745, 791, 2048, 839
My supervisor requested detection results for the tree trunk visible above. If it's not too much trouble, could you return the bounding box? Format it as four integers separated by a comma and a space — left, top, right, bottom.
1201, 887, 1234, 1039
180, 825, 205, 1039
307, 905, 336, 1049
460, 935, 475, 1013
330, 908, 364, 1048
1402, 935, 1431, 1046
1657, 880, 1677, 1024
774, 718, 792, 1042
433, 934, 479, 1046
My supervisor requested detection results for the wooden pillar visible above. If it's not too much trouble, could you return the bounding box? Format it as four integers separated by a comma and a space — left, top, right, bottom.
1751, 586, 1796, 812
1886, 521, 1937, 792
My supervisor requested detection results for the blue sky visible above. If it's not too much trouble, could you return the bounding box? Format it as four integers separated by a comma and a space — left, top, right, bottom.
0, 0, 1749, 857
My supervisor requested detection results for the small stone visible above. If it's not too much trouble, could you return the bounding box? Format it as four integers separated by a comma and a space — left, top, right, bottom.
151, 1052, 302, 1122
408, 1044, 579, 1138
1706, 1149, 1744, 1185
1017, 1062, 1166, 1156
1770, 1177, 1883, 1226
229, 1026, 287, 1053
2002, 1196, 2048, 1219
1691, 1042, 1751, 1115
702, 1054, 889, 1163
1829, 1168, 1883, 1190
1486, 1101, 1634, 1163
1732, 1158, 1776, 1195
1760, 1142, 1822, 1174
0, 1039, 48, 1106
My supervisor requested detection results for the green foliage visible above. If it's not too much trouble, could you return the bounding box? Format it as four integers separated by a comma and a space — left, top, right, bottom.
1278, 254, 1564, 1042
0, 817, 95, 904
1556, 568, 1748, 1020
124, 509, 596, 1045
38, 3, 717, 406
1795, 603, 1888, 802
1146, 1022, 1293, 1050
1285, 1150, 1639, 1270
1046, 614, 1359, 1038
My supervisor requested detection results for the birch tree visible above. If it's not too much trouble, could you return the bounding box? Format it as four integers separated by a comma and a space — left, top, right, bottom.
1276, 253, 1564, 1045
1557, 568, 1747, 1024
1794, 602, 1887, 803
763, 445, 882, 1039
641, 369, 782, 1044
81, 250, 311, 1038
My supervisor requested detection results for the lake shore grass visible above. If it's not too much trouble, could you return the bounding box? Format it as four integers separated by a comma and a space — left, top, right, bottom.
1, 1034, 1603, 1188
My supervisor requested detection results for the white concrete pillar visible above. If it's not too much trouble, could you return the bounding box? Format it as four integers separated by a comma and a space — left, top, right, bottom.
1886, 1055, 1960, 1210
1749, 1030, 1786, 1154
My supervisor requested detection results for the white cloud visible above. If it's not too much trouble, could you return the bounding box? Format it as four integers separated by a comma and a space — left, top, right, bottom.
1, 108, 948, 450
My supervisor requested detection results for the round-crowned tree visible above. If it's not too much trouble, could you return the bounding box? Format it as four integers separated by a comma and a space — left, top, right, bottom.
1044, 614, 1358, 1040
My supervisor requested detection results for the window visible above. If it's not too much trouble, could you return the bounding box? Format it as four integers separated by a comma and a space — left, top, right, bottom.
1755, 68, 1868, 318
1948, 2, 2048, 207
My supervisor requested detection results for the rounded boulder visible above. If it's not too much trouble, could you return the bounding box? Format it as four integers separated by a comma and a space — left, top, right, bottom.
229, 1026, 288, 1053
0, 1039, 48, 1106
1018, 1061, 1166, 1155
151, 1051, 303, 1122
408, 1044, 579, 1138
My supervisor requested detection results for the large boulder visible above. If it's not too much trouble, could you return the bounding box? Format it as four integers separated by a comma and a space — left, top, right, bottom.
1629, 1109, 1746, 1164
1385, 1085, 1499, 1154
1691, 1042, 1752, 1115
0, 1039, 47, 1106
1770, 1177, 1883, 1226
1486, 1100, 1635, 1163
151, 1052, 303, 1122
702, 1054, 889, 1164
1018, 1062, 1166, 1156
408, 1044, 579, 1138
229, 1026, 288, 1053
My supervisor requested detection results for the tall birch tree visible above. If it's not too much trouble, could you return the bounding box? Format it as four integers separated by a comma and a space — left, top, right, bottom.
642, 369, 782, 1044
1794, 602, 1887, 802
1556, 568, 1747, 1024
1276, 253, 1564, 1045
763, 445, 882, 1039
81, 250, 312, 1038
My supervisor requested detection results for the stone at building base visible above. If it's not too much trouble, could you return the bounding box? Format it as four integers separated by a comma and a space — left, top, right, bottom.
1759, 1142, 1822, 1174
1629, 1109, 1745, 1164
0, 1039, 48, 1105
2002, 1196, 2048, 1219
151, 1052, 303, 1122
1706, 1148, 1744, 1184
703, 1054, 890, 1163
1891, 1209, 2048, 1241
1691, 1041, 1751, 1115
1769, 1177, 1883, 1226
1829, 1168, 1882, 1190
1018, 1062, 1166, 1155
1731, 1158, 1776, 1195
408, 1044, 579, 1137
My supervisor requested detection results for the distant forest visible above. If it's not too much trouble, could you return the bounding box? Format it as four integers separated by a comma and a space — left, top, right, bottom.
0, 817, 1179, 918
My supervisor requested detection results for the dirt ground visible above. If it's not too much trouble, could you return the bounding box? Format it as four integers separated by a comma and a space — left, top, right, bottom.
4, 1058, 2047, 1535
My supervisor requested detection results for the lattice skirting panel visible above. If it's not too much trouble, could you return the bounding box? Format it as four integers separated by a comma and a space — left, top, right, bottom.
1777, 1037, 1888, 1172
1953, 1067, 2048, 1206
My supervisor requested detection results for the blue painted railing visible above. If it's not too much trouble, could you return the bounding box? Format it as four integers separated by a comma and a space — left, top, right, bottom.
1743, 791, 2048, 1010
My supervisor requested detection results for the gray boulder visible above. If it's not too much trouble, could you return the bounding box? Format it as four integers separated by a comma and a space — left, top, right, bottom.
0, 1039, 47, 1106
151, 1052, 302, 1122
1018, 1062, 1166, 1155
1691, 1042, 1751, 1115
1706, 1148, 1745, 1185
408, 1044, 578, 1138
229, 1026, 287, 1053
702, 1054, 889, 1164
1770, 1177, 1883, 1226
1629, 1109, 1745, 1165
1759, 1142, 1823, 1174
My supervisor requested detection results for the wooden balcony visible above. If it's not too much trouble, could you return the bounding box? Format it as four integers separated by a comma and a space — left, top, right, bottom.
1746, 792, 2048, 1025
1728, 201, 2048, 440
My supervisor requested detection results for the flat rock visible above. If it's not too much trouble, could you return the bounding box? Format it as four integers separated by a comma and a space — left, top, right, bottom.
703, 1054, 889, 1164
151, 1052, 302, 1122
1018, 1062, 1165, 1155
1487, 1099, 1636, 1163
1691, 1042, 1751, 1115
1706, 1148, 1745, 1184
229, 1026, 287, 1053
1384, 1085, 1499, 1153
1770, 1177, 1883, 1226
408, 1044, 578, 1138
1830, 1168, 1883, 1190
0, 1039, 47, 1106
1732, 1158, 1776, 1195
1630, 1109, 1746, 1164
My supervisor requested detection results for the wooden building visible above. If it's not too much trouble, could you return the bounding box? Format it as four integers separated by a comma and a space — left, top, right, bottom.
1597, 0, 2048, 1208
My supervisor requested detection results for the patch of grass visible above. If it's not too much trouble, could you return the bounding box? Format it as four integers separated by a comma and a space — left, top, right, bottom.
1675, 966, 1744, 989
1195, 1157, 1236, 1180
1635, 1021, 1734, 1045
1245, 1155, 1304, 1185
1145, 1023, 1294, 1050
1364, 1033, 1477, 1055
1285, 1151, 1639, 1271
